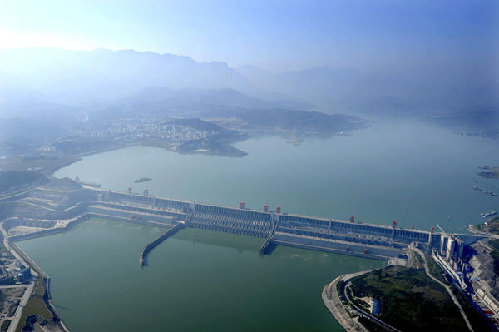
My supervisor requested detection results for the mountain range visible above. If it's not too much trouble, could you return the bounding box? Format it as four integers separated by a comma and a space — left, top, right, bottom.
0, 47, 497, 124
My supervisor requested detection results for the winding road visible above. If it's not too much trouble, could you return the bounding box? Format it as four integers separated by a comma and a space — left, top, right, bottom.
412, 247, 473, 332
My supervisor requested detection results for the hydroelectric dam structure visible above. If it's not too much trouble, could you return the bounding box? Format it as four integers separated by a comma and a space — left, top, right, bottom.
75, 187, 484, 262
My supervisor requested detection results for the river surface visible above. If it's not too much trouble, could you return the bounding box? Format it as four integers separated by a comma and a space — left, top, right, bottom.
19, 218, 382, 331
56, 120, 497, 231
19, 120, 498, 331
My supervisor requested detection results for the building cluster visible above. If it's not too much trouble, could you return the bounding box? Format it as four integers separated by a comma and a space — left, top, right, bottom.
430, 234, 499, 327
80, 117, 222, 145
0, 257, 33, 285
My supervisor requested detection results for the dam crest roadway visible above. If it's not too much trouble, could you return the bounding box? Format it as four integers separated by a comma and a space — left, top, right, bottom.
4, 182, 487, 266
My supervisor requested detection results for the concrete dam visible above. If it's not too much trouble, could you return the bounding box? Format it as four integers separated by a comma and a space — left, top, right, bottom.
87, 188, 482, 261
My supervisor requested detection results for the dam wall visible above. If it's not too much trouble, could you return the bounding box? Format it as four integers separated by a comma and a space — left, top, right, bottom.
87, 205, 179, 226
188, 203, 274, 238
101, 190, 426, 244
94, 201, 185, 219
85, 188, 486, 259
104, 191, 191, 213
100, 190, 275, 238
277, 226, 407, 250
274, 233, 404, 259
279, 215, 430, 244
6, 186, 486, 263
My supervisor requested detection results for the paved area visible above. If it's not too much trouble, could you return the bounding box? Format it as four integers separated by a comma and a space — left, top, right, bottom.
0, 222, 37, 332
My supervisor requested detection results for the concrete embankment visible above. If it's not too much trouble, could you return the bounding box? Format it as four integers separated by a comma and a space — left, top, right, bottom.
8, 240, 70, 332
322, 272, 371, 332
259, 234, 275, 255
88, 204, 181, 225
9, 214, 91, 242
274, 233, 402, 260
9, 205, 178, 242
140, 223, 185, 267
9, 242, 48, 278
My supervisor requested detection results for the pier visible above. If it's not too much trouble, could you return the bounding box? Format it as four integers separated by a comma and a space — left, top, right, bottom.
140, 223, 185, 267
259, 234, 275, 255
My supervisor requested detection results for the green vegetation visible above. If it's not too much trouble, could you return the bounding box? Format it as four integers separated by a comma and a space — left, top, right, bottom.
477, 216, 499, 235
488, 239, 499, 276
16, 278, 52, 332
0, 320, 10, 332
0, 171, 46, 193
477, 166, 499, 179
425, 252, 448, 284
350, 265, 469, 332
358, 316, 390, 332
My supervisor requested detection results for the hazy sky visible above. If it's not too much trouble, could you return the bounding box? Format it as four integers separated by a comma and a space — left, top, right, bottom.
0, 0, 497, 71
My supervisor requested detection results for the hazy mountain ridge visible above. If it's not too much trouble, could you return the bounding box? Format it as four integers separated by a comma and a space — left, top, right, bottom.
239, 64, 499, 116
0, 47, 497, 136
0, 48, 252, 104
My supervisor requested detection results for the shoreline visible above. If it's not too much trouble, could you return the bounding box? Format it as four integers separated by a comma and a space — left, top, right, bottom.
0, 221, 69, 332
4, 211, 177, 331
9, 242, 69, 332
322, 271, 372, 332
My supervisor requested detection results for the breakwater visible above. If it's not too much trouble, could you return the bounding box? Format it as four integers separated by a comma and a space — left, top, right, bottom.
140, 223, 185, 267
259, 234, 275, 255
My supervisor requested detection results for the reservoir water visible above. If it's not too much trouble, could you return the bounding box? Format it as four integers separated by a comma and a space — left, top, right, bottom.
19, 120, 498, 331
20, 218, 382, 331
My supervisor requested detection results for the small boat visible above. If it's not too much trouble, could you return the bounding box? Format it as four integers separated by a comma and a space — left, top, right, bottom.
481, 211, 498, 218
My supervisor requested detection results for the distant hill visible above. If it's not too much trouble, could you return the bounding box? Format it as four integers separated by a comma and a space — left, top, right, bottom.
431, 109, 499, 130
237, 64, 499, 118
1, 47, 496, 134
0, 48, 252, 104
94, 87, 309, 119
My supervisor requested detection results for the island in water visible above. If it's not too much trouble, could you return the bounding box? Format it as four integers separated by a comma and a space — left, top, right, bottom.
134, 177, 152, 183
477, 166, 499, 180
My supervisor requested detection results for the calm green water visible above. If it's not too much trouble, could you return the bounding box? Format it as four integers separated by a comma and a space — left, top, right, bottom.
19, 218, 383, 331
55, 120, 498, 232
19, 120, 499, 331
